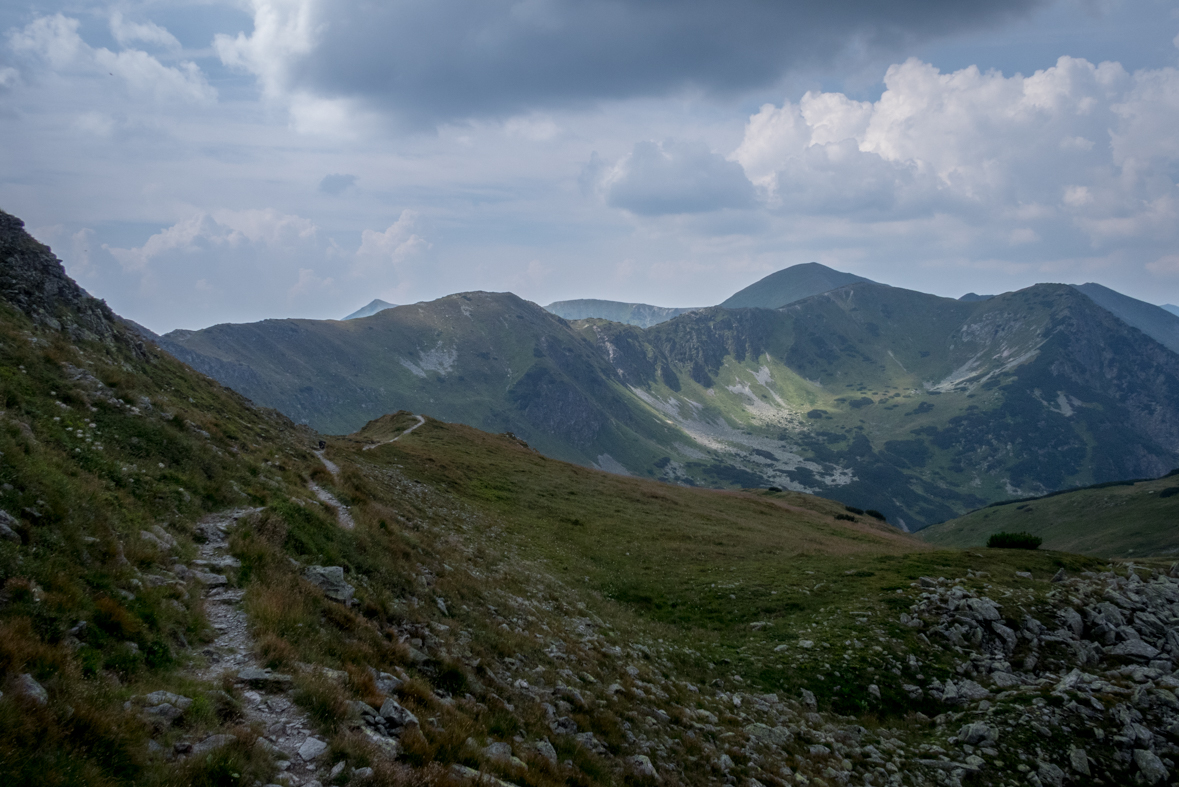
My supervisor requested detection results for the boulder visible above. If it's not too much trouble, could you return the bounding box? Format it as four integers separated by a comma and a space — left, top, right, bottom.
304, 566, 355, 605
237, 667, 294, 690
298, 737, 329, 761
1134, 749, 1170, 784
629, 754, 658, 779
191, 734, 235, 756
13, 673, 48, 705
379, 698, 419, 728
1110, 640, 1161, 661
534, 739, 557, 765
0, 510, 22, 542
958, 722, 997, 745
483, 741, 513, 763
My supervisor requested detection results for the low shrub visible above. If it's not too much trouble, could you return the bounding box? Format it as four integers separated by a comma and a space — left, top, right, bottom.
986, 531, 1043, 549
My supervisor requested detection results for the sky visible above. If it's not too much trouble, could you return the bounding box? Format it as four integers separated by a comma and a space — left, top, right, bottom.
3, 0, 1179, 333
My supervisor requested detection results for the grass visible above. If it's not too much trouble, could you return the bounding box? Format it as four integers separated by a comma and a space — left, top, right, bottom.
921, 470, 1179, 557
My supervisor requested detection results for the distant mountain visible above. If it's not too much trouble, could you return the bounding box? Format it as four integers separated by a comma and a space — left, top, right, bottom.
719, 262, 872, 309
344, 298, 396, 320
545, 299, 696, 327
1071, 282, 1179, 355
958, 293, 993, 302
1163, 304, 1179, 317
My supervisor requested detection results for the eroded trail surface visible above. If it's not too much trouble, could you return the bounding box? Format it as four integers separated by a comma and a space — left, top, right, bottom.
193, 509, 333, 786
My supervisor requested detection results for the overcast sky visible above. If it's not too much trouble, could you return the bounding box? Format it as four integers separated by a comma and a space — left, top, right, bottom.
3, 0, 1179, 332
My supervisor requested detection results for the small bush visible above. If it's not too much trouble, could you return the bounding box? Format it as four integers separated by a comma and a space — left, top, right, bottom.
865, 509, 886, 522
844, 506, 864, 515
987, 531, 1043, 550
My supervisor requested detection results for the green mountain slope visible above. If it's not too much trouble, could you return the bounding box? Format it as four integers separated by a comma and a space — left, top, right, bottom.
544, 299, 696, 327
719, 262, 872, 309
580, 282, 1179, 528
158, 293, 686, 471
1072, 282, 1179, 355
920, 470, 1179, 557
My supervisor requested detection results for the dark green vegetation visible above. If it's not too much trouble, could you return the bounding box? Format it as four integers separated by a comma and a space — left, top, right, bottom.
544, 300, 696, 328
923, 468, 1179, 557
985, 532, 1042, 550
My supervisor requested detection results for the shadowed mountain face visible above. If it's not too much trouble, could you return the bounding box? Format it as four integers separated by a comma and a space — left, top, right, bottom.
545, 299, 696, 328
719, 262, 872, 309
157, 279, 1179, 530
1071, 282, 1179, 355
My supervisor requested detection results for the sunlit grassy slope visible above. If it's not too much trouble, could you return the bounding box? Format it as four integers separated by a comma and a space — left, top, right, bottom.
920, 470, 1179, 558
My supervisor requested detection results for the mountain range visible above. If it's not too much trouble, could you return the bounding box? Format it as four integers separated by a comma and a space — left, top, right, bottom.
142, 262, 1179, 531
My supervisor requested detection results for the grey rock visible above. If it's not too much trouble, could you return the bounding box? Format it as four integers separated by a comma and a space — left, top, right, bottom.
961, 597, 1001, 622
550, 716, 577, 735
484, 741, 513, 763
304, 565, 355, 605
1037, 761, 1064, 787
958, 722, 997, 745
534, 739, 557, 765
629, 754, 658, 779
192, 571, 227, 587
379, 698, 419, 728
717, 753, 735, 772
0, 510, 21, 542
143, 691, 192, 710
143, 703, 184, 723
991, 671, 1021, 689
237, 667, 293, 690
1069, 746, 1090, 776
744, 722, 793, 747
1051, 568, 1066, 582
1134, 749, 1169, 784
354, 767, 375, 779
800, 688, 817, 710
13, 673, 48, 705
957, 679, 990, 701
1059, 608, 1084, 637
298, 736, 329, 761
191, 734, 235, 756
1110, 639, 1161, 661
330, 761, 346, 778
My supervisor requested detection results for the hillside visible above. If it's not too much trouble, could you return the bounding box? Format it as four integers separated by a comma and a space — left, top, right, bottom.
719, 262, 871, 309
4, 208, 1179, 787
920, 470, 1179, 557
544, 300, 696, 328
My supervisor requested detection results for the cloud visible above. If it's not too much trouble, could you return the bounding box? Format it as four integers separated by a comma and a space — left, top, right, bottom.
8, 14, 214, 103
214, 0, 1045, 126
356, 210, 431, 274
109, 11, 181, 50
730, 55, 1179, 259
595, 139, 755, 216
318, 173, 357, 195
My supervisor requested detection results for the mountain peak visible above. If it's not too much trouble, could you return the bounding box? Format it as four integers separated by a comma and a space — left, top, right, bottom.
343, 298, 397, 320
720, 262, 872, 310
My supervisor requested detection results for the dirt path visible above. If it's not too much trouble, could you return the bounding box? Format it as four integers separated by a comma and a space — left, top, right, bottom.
192, 509, 334, 785
361, 414, 425, 451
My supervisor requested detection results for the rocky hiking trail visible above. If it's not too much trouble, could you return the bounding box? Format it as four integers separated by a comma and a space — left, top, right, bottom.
188, 508, 336, 787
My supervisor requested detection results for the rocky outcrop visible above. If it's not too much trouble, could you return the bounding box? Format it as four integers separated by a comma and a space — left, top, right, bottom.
0, 210, 141, 355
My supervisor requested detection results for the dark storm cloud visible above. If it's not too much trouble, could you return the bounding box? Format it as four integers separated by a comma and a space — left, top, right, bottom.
239, 0, 1047, 125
